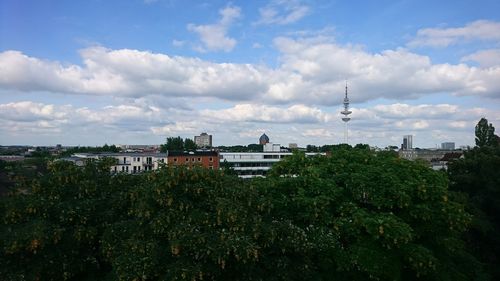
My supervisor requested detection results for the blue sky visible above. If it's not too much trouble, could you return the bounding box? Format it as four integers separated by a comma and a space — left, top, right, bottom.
1, 0, 500, 148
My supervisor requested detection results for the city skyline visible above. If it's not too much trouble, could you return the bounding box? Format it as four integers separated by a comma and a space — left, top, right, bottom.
1, 0, 500, 148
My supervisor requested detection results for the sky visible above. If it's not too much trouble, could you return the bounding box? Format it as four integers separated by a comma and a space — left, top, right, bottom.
1, 0, 500, 148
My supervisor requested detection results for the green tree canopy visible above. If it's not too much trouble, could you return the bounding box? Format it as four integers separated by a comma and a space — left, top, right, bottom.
1, 147, 481, 280
449, 119, 500, 279
184, 138, 197, 151
475, 118, 498, 147
160, 137, 198, 152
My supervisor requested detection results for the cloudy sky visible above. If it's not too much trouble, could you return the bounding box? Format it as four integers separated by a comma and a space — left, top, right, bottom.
1, 0, 499, 148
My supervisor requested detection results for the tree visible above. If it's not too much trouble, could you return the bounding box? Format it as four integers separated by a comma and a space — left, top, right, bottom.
448, 118, 500, 279
247, 144, 263, 152
475, 118, 497, 147
160, 137, 199, 152
160, 137, 185, 152
267, 147, 479, 280
306, 144, 319, 152
0, 158, 138, 280
1, 147, 480, 280
184, 138, 197, 150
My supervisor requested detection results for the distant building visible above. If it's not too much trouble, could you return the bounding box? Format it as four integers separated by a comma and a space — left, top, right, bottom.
402, 135, 413, 150
431, 152, 463, 170
289, 143, 298, 149
119, 144, 161, 152
259, 133, 270, 145
264, 143, 281, 152
68, 153, 167, 174
399, 149, 463, 165
167, 151, 219, 170
194, 133, 212, 148
441, 142, 455, 150
0, 155, 25, 162
220, 151, 324, 178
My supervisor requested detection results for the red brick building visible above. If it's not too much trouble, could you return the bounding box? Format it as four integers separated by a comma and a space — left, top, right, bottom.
167, 151, 219, 170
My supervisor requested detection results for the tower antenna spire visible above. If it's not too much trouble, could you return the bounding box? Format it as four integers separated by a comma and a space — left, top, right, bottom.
341, 81, 352, 143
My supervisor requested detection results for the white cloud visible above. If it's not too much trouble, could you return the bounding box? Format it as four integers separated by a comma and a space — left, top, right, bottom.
462, 49, 500, 68
270, 36, 500, 101
0, 47, 268, 100
407, 20, 500, 48
187, 4, 241, 52
172, 39, 185, 47
2, 36, 500, 106
0, 100, 498, 147
256, 0, 309, 25
150, 121, 199, 135
201, 104, 330, 124
301, 128, 334, 138
252, 42, 263, 48
371, 104, 459, 119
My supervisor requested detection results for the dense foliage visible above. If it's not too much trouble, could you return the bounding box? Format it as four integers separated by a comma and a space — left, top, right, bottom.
160, 137, 197, 152
217, 144, 263, 152
60, 144, 121, 157
1, 145, 482, 280
448, 118, 500, 280
474, 118, 498, 148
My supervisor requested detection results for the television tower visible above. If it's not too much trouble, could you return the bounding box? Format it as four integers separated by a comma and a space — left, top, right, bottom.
341, 82, 352, 143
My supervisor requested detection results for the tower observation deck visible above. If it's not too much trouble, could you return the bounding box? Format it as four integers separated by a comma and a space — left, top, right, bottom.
341, 83, 352, 143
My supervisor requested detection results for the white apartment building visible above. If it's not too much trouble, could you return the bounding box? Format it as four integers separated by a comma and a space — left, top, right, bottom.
71, 153, 167, 174
220, 151, 324, 178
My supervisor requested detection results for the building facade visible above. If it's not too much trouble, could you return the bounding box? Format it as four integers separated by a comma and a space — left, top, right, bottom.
194, 133, 212, 148
70, 153, 167, 174
441, 142, 455, 150
220, 151, 324, 178
167, 151, 219, 170
402, 135, 413, 150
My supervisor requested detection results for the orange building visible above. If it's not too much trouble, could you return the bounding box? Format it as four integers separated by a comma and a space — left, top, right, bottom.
167, 151, 219, 170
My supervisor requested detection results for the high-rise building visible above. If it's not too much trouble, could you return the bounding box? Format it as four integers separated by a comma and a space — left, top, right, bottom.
259, 133, 270, 145
402, 135, 413, 150
194, 132, 212, 148
441, 142, 455, 150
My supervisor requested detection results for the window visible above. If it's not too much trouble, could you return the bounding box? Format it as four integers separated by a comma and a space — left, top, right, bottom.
138, 166, 141, 171
197, 157, 201, 162
126, 166, 129, 172
209, 157, 213, 162
123, 157, 126, 163
264, 155, 279, 159
173, 158, 177, 162
133, 166, 137, 173
191, 158, 195, 162
122, 166, 124, 172
186, 158, 189, 162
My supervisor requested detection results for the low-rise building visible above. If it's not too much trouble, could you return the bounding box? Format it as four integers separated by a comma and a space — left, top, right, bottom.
167, 151, 219, 170
70, 153, 167, 174
220, 151, 324, 178
0, 155, 25, 162
430, 152, 463, 170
